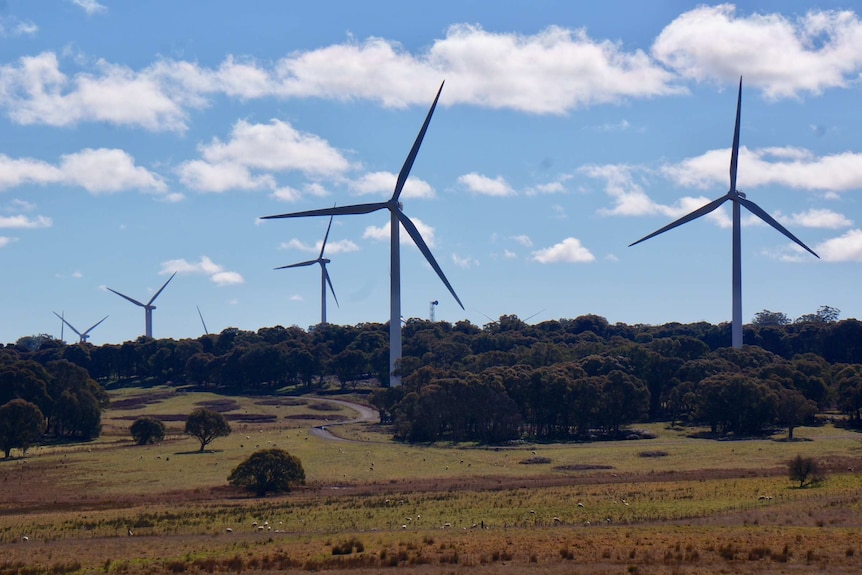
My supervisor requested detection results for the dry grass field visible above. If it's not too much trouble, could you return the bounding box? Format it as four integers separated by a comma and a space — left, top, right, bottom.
1, 385, 861, 574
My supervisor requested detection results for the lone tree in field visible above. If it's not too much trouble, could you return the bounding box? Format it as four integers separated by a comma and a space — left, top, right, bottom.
788, 454, 825, 488
228, 448, 305, 496
0, 399, 46, 458
130, 416, 166, 445
185, 408, 231, 452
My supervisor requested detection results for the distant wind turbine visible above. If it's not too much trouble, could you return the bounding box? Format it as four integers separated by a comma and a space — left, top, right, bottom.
262, 81, 464, 386
53, 311, 108, 344
629, 77, 819, 348
107, 272, 177, 339
275, 214, 339, 325
196, 305, 209, 335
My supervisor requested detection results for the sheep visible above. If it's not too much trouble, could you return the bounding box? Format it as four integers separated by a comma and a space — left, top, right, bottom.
22, 536, 29, 542
225, 528, 233, 533
128, 529, 134, 536
577, 502, 585, 508
442, 522, 452, 529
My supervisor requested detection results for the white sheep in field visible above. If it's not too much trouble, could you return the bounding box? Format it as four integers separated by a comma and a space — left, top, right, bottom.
225, 528, 233, 533
22, 536, 29, 542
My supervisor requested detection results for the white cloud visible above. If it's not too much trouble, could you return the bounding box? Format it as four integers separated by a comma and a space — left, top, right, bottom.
176, 161, 273, 193
452, 253, 478, 268
0, 215, 52, 229
0, 236, 17, 248
525, 180, 568, 196
70, 0, 107, 15
160, 256, 245, 286
503, 249, 517, 259
532, 237, 595, 264
663, 146, 862, 193
511, 234, 533, 247
779, 208, 852, 229
72, 271, 83, 279
457, 173, 516, 197
654, 5, 862, 99
211, 271, 245, 286
348, 171, 434, 199
0, 24, 682, 132
363, 217, 436, 247
813, 229, 862, 262
279, 238, 359, 254
289, 294, 304, 302
0, 149, 165, 194
0, 16, 38, 37
200, 119, 351, 176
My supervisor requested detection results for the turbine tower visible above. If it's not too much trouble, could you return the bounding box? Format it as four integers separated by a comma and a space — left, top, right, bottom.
262, 81, 463, 386
53, 311, 108, 344
107, 272, 177, 339
630, 77, 819, 348
275, 215, 339, 325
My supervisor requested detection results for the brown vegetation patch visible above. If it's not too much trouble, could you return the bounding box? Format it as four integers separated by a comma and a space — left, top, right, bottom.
284, 413, 349, 422
520, 456, 552, 465
554, 464, 615, 472
108, 391, 175, 410
194, 399, 240, 412
254, 398, 307, 406
639, 450, 670, 458
223, 414, 278, 423
308, 402, 341, 412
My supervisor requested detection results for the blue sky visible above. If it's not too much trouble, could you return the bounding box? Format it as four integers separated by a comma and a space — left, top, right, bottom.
2, 0, 862, 345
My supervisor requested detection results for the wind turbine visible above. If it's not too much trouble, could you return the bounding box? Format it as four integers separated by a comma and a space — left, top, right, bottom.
53, 311, 108, 344
107, 272, 177, 339
275, 214, 339, 325
629, 77, 819, 348
262, 81, 464, 386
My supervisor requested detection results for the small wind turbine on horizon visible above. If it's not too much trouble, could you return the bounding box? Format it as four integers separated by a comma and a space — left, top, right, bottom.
262, 81, 464, 386
629, 77, 819, 348
107, 272, 177, 339
275, 214, 339, 325
53, 311, 108, 344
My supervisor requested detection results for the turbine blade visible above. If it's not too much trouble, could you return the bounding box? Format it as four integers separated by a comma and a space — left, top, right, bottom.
396, 210, 465, 310
323, 265, 339, 308
392, 81, 444, 202
738, 196, 820, 258
262, 203, 387, 220
319, 214, 334, 259
730, 76, 742, 192
197, 305, 209, 335
148, 272, 177, 306
107, 287, 147, 308
83, 315, 109, 335
53, 311, 83, 337
630, 195, 729, 247
275, 259, 318, 270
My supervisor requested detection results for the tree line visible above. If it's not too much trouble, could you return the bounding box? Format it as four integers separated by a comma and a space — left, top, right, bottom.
3, 308, 861, 449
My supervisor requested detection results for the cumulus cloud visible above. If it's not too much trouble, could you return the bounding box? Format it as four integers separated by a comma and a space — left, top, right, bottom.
662, 146, 862, 193
348, 171, 434, 199
525, 180, 568, 196
0, 149, 165, 194
653, 5, 862, 99
176, 161, 274, 193
532, 237, 595, 263
511, 234, 533, 247
0, 16, 38, 37
0, 23, 683, 132
457, 173, 516, 196
363, 217, 436, 247
0, 215, 52, 229
199, 119, 351, 176
160, 256, 244, 286
69, 0, 107, 15
779, 208, 852, 229
0, 236, 17, 248
279, 237, 359, 254
452, 253, 478, 268
815, 229, 862, 262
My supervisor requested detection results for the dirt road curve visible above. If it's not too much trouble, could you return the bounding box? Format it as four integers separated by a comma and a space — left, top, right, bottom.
308, 398, 378, 442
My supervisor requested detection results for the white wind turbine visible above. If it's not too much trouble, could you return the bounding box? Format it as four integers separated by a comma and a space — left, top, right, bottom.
53, 311, 108, 344
107, 272, 177, 339
262, 81, 463, 386
275, 215, 339, 325
630, 78, 819, 348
